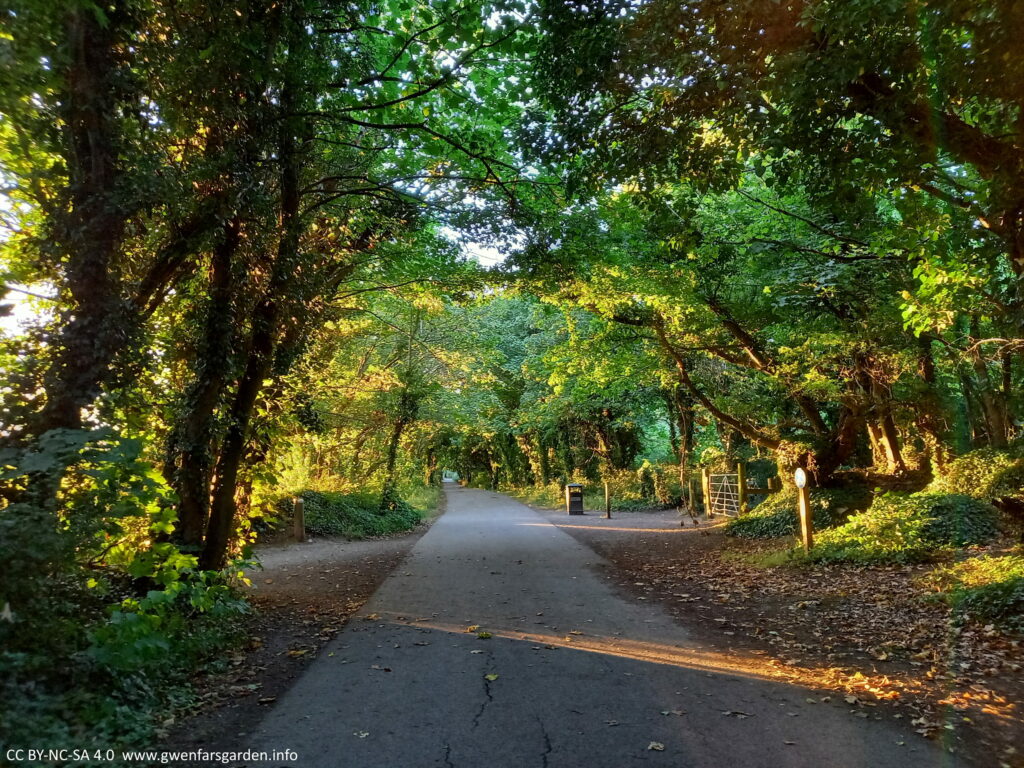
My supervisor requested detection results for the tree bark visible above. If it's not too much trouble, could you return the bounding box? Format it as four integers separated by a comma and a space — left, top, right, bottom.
969, 317, 1010, 448
33, 7, 135, 440
201, 3, 303, 570
165, 219, 240, 548
380, 390, 415, 511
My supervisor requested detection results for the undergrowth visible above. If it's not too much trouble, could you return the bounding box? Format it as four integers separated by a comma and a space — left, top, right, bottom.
276, 490, 423, 538
929, 446, 1024, 502
0, 432, 249, 754
725, 487, 871, 539
809, 492, 999, 563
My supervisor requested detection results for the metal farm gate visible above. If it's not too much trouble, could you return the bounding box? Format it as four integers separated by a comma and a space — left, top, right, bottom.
708, 473, 741, 517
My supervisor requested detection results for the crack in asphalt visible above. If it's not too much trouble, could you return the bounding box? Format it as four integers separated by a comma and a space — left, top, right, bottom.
537, 717, 553, 768
443, 743, 454, 768
471, 648, 496, 730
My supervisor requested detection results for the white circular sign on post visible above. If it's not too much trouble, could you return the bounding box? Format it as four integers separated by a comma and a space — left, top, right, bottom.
794, 468, 807, 489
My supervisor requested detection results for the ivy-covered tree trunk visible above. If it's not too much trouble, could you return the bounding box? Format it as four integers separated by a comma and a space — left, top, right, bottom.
201, 3, 304, 570
536, 435, 551, 485
667, 388, 695, 485
911, 336, 950, 474
34, 7, 135, 441
164, 219, 240, 548
810, 404, 865, 484
380, 390, 416, 513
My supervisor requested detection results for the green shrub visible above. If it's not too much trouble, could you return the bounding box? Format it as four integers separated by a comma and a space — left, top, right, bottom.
925, 554, 1024, 630
930, 446, 1024, 503
725, 487, 871, 539
0, 431, 249, 750
810, 492, 1000, 563
1, 572, 249, 750
276, 490, 422, 538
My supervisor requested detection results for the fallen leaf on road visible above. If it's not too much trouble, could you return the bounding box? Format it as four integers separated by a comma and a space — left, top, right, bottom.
363, 614, 380, 621
661, 710, 686, 716
484, 674, 499, 681
257, 697, 277, 705
470, 650, 483, 654
477, 632, 493, 639
354, 731, 369, 739
286, 649, 308, 657
647, 742, 665, 751
721, 711, 753, 719
370, 664, 392, 672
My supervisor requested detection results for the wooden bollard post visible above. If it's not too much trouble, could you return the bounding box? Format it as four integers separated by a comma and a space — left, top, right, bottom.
736, 462, 748, 514
604, 481, 612, 519
794, 469, 812, 552
701, 467, 712, 517
293, 497, 306, 542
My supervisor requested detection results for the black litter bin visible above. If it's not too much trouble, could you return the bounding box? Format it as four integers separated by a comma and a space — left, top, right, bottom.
565, 483, 584, 515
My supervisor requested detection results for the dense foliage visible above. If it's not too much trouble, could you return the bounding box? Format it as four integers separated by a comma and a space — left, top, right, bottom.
274, 491, 425, 539
726, 488, 872, 539
810, 493, 1000, 563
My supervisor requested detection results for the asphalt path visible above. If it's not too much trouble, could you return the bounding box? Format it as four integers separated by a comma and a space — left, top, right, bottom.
245, 485, 957, 768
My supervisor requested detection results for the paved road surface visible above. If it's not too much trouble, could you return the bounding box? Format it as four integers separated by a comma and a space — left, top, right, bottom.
246, 486, 956, 767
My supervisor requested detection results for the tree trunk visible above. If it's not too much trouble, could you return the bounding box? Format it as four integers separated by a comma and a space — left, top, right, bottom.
200, 4, 304, 570
876, 413, 906, 473
969, 316, 1010, 448
869, 376, 906, 474
165, 219, 239, 548
664, 390, 680, 458
670, 388, 695, 486
812, 404, 865, 484
380, 391, 414, 512
537, 437, 551, 485
913, 335, 950, 474
33, 7, 135, 442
